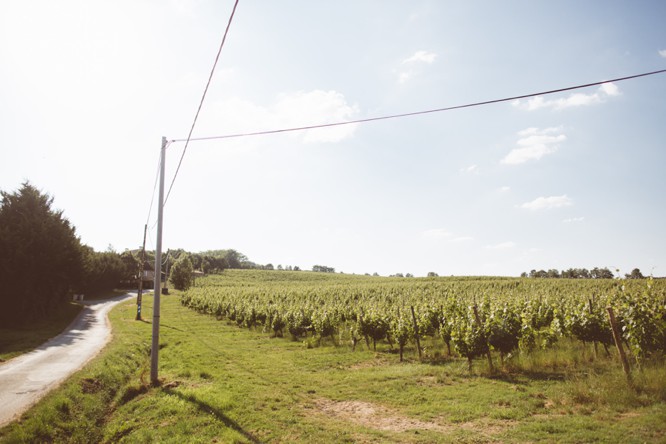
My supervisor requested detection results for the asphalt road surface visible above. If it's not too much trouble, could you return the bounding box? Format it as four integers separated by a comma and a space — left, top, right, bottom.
0, 293, 135, 427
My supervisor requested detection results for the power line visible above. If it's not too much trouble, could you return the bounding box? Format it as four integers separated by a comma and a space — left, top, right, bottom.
169, 68, 666, 143
146, 142, 170, 227
164, 0, 240, 206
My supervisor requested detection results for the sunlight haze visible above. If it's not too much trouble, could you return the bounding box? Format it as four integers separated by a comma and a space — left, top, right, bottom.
1, 0, 665, 277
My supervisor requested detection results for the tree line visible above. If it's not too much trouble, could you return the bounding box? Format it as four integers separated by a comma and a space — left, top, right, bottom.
521, 267, 646, 279
0, 182, 340, 323
0, 183, 258, 325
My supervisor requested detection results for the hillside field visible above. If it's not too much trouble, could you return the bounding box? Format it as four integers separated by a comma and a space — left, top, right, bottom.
1, 271, 665, 443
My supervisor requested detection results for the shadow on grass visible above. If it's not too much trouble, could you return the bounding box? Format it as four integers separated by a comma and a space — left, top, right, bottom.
163, 387, 262, 444
488, 370, 566, 383
420, 355, 567, 382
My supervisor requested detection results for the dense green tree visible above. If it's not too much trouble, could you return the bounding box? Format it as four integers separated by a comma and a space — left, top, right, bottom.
170, 254, 194, 291
78, 247, 126, 294
0, 183, 83, 323
199, 249, 245, 269
590, 267, 614, 279
120, 250, 140, 282
224, 249, 247, 268
626, 268, 645, 279
547, 269, 561, 278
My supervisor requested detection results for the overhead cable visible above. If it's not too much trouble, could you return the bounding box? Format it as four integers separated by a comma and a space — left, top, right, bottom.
169, 68, 666, 143
146, 142, 170, 227
164, 0, 240, 206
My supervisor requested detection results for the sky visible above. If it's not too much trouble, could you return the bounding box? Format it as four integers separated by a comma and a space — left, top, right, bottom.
1, 1, 665, 277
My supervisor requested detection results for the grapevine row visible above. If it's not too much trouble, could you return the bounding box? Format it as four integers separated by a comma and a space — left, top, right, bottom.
180, 272, 666, 365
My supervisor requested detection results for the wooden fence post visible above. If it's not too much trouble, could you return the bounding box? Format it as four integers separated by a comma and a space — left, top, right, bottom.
473, 304, 494, 373
410, 306, 422, 360
606, 306, 631, 382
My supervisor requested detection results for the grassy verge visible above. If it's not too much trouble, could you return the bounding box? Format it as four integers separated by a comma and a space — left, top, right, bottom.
0, 302, 83, 362
0, 290, 128, 362
1, 292, 665, 443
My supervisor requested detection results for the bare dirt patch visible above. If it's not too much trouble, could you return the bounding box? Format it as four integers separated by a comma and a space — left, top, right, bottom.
80, 377, 104, 394
309, 398, 518, 439
312, 398, 451, 433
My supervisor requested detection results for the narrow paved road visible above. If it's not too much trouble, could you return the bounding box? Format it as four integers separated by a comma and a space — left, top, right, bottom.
0, 293, 135, 427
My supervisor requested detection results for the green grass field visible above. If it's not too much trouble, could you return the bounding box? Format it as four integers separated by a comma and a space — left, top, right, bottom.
1, 280, 665, 443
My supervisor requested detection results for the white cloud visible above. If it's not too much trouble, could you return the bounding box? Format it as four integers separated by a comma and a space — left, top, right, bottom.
512, 82, 620, 111
520, 195, 573, 210
599, 82, 620, 96
498, 186, 511, 192
563, 216, 585, 223
402, 50, 437, 65
398, 50, 437, 83
659, 49, 666, 58
206, 90, 359, 144
501, 127, 566, 165
460, 164, 479, 174
486, 241, 516, 250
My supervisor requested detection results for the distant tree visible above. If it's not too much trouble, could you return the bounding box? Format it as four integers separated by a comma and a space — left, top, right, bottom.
190, 253, 203, 270
312, 265, 335, 273
590, 267, 614, 279
293, 266, 301, 271
201, 258, 212, 274
577, 268, 591, 279
625, 268, 644, 279
277, 264, 283, 271
224, 249, 247, 269
561, 268, 575, 279
405, 273, 414, 278
547, 269, 561, 279
598, 267, 614, 279
264, 263, 274, 270
119, 250, 139, 282
0, 182, 83, 323
170, 254, 194, 291
427, 272, 439, 277
372, 272, 379, 277
520, 272, 528, 278
78, 247, 126, 294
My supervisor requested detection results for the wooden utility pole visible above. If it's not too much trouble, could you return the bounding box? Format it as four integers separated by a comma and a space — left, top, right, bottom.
136, 224, 147, 320
151, 137, 166, 386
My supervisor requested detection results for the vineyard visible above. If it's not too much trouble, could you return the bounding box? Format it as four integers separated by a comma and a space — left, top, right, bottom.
180, 270, 666, 371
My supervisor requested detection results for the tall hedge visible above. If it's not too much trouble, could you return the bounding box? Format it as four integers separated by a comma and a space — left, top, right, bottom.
0, 183, 83, 324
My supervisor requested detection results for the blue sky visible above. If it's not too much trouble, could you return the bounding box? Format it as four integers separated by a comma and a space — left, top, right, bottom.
1, 1, 665, 277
